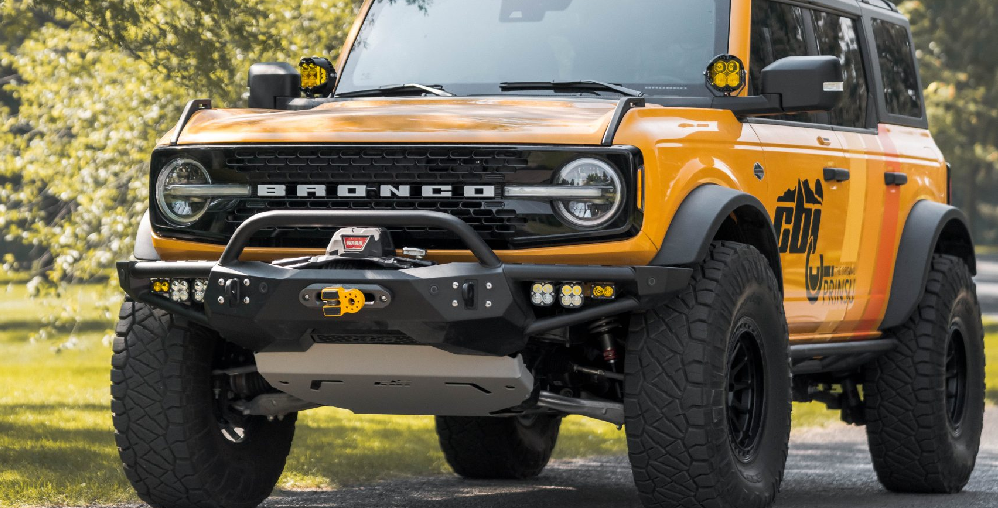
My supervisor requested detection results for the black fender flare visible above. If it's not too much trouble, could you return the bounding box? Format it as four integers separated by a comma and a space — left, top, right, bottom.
880, 200, 976, 330
650, 185, 783, 292
133, 211, 161, 261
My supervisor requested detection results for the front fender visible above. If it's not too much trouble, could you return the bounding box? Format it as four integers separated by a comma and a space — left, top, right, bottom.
650, 185, 783, 292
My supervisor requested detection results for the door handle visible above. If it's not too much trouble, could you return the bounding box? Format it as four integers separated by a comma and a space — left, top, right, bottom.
817, 136, 833, 146
823, 167, 850, 182
884, 172, 908, 186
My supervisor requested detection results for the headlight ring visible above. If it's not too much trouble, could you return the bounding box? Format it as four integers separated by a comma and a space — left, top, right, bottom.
552, 158, 625, 229
155, 158, 212, 226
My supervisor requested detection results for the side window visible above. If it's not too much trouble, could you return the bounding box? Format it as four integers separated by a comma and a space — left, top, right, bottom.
750, 0, 812, 122
750, 0, 808, 94
871, 19, 923, 118
812, 12, 869, 128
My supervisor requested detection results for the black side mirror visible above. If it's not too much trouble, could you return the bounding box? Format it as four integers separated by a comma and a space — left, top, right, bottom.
717, 55, 843, 116
248, 62, 301, 109
761, 56, 843, 113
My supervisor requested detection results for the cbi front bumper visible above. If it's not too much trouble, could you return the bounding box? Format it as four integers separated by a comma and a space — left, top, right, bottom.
117, 211, 691, 356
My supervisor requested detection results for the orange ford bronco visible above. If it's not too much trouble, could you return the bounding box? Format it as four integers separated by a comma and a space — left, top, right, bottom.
113, 1, 984, 507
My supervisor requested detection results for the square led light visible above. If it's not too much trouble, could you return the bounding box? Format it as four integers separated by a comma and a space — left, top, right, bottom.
151, 279, 170, 294
193, 278, 208, 303
530, 282, 555, 307
559, 283, 584, 309
589, 283, 616, 300
170, 279, 190, 303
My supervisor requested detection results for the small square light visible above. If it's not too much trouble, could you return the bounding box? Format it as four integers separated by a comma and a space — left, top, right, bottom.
589, 283, 616, 300
559, 283, 584, 309
530, 282, 555, 307
151, 279, 170, 294
193, 278, 208, 303
170, 279, 190, 303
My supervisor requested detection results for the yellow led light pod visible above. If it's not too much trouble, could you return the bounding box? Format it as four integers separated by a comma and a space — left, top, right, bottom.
705, 54, 746, 96
589, 283, 616, 300
298, 57, 335, 97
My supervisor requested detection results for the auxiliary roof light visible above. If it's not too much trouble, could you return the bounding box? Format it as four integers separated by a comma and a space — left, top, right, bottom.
705, 54, 746, 96
298, 57, 336, 97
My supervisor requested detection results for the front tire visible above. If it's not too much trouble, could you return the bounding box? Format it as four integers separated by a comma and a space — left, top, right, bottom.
624, 241, 791, 508
435, 415, 561, 479
864, 254, 985, 493
111, 300, 297, 508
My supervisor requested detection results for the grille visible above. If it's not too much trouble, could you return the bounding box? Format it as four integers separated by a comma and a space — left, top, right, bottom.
222, 147, 532, 249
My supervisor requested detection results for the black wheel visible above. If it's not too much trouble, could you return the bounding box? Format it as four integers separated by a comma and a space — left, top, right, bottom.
624, 241, 790, 508
435, 414, 561, 479
865, 254, 985, 493
111, 300, 297, 508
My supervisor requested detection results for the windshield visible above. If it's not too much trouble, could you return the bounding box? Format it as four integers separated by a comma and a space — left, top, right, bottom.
337, 0, 731, 98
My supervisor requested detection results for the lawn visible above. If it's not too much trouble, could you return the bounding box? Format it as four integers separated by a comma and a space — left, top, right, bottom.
0, 280, 995, 507
0, 281, 627, 507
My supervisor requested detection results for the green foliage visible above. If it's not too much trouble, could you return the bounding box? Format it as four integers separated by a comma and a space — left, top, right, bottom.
900, 0, 998, 241
1, 0, 996, 281
0, 0, 362, 285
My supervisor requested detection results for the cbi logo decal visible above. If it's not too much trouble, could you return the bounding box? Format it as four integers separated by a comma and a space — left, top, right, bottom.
774, 180, 855, 305
774, 179, 823, 257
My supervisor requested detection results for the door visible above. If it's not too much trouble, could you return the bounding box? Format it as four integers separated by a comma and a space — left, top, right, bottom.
833, 15, 941, 334
747, 0, 855, 337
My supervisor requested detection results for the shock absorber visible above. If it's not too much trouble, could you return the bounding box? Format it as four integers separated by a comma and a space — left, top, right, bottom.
589, 317, 622, 371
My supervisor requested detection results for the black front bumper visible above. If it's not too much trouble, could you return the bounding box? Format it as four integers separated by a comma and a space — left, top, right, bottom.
118, 211, 691, 356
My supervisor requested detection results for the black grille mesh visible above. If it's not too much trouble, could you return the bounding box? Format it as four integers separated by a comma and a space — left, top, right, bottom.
222, 147, 532, 249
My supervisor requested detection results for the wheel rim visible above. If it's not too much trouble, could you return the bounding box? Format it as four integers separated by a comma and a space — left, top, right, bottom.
945, 323, 968, 434
727, 319, 766, 462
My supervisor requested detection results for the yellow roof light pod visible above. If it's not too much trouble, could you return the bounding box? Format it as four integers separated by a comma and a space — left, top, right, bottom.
298, 57, 336, 97
705, 54, 746, 96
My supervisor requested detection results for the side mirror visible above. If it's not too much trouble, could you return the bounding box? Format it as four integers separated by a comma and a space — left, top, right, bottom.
717, 55, 843, 116
761, 56, 843, 113
248, 62, 301, 109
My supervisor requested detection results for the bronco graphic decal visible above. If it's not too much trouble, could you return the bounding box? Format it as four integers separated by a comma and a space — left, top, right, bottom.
774, 180, 855, 305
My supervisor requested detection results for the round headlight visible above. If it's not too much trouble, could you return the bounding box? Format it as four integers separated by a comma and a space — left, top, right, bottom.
156, 158, 211, 226
553, 158, 624, 229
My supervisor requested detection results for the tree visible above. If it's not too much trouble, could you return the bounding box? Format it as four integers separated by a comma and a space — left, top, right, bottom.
0, 0, 362, 282
900, 0, 998, 242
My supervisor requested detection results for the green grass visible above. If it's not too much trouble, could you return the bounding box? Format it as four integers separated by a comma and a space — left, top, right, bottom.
0, 282, 995, 507
0, 282, 628, 507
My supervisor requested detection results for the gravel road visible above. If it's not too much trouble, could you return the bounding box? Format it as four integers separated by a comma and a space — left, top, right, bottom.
259, 407, 997, 508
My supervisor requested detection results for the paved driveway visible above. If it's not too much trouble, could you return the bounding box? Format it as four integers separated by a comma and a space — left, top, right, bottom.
975, 254, 998, 319
262, 408, 997, 508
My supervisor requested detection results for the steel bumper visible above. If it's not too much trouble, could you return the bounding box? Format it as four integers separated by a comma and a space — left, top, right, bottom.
117, 211, 692, 356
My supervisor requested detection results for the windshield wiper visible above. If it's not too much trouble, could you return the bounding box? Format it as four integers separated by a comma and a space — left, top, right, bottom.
335, 83, 454, 98
499, 80, 643, 97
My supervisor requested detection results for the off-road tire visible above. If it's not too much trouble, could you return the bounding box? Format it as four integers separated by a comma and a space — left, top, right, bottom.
865, 254, 985, 493
624, 241, 791, 508
111, 300, 297, 508
435, 415, 561, 479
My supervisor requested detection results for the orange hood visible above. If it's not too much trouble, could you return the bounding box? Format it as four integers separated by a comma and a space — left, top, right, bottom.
167, 97, 622, 146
